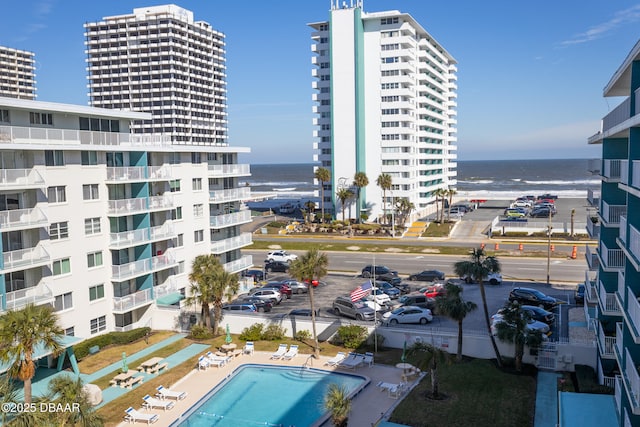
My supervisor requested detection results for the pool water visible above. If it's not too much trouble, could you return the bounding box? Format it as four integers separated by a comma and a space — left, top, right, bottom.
175, 364, 368, 426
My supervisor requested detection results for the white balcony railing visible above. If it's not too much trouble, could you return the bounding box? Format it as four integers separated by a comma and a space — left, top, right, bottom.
2, 245, 50, 271
4, 283, 54, 312
148, 165, 172, 180
603, 97, 630, 133
585, 245, 599, 270
627, 289, 640, 338
633, 160, 640, 190
106, 166, 146, 182
587, 188, 600, 207
209, 187, 250, 203
598, 323, 616, 358
621, 160, 630, 185
616, 322, 624, 364
107, 197, 147, 215
616, 376, 623, 420
600, 241, 625, 269
207, 163, 250, 177
586, 217, 600, 239
109, 228, 148, 249
154, 278, 181, 300
601, 201, 626, 224
148, 194, 174, 210
621, 215, 628, 244
113, 288, 153, 313
625, 347, 640, 408
211, 233, 252, 254
150, 223, 175, 241
630, 225, 640, 264
0, 207, 48, 231
0, 168, 45, 188
111, 253, 177, 281
619, 270, 626, 301
599, 280, 621, 313
223, 255, 253, 274
209, 210, 252, 228
603, 159, 623, 180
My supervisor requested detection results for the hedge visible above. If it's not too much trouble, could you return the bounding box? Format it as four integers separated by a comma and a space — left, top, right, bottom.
73, 327, 151, 360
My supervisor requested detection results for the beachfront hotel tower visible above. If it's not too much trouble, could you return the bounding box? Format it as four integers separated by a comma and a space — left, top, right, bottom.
587, 39, 640, 426
0, 46, 36, 100
309, 1, 458, 222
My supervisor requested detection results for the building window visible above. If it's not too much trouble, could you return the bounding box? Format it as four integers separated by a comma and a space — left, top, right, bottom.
79, 117, 119, 132
90, 316, 106, 334
168, 153, 180, 164
177, 261, 185, 274
49, 221, 69, 240
193, 204, 203, 218
54, 292, 73, 312
0, 109, 9, 123
65, 327, 75, 337
52, 258, 71, 276
83, 184, 99, 200
192, 178, 202, 191
89, 284, 105, 301
191, 153, 202, 164
81, 151, 98, 165
84, 217, 101, 235
174, 233, 184, 247
87, 251, 103, 268
171, 207, 182, 220
381, 17, 399, 25
194, 230, 204, 243
47, 186, 66, 203
45, 150, 64, 166
169, 180, 181, 192
30, 112, 53, 125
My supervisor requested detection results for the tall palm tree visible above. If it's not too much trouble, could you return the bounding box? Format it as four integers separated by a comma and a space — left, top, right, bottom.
44, 374, 104, 426
376, 173, 392, 225
186, 255, 217, 330
453, 248, 503, 368
210, 267, 240, 334
433, 188, 446, 223
314, 167, 331, 223
336, 188, 353, 222
0, 374, 19, 425
324, 383, 351, 427
494, 301, 544, 372
353, 171, 369, 223
0, 304, 64, 404
446, 188, 457, 220
408, 341, 451, 399
289, 247, 328, 358
435, 282, 477, 361
395, 197, 414, 227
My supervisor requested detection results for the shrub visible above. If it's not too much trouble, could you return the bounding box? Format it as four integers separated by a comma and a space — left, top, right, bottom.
266, 221, 287, 228
334, 325, 368, 349
239, 323, 264, 341
262, 324, 287, 341
295, 330, 312, 341
368, 333, 385, 348
189, 325, 212, 340
575, 364, 614, 394
73, 327, 151, 360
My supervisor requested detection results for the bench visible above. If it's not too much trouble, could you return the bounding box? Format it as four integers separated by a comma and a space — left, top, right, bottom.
149, 363, 168, 374
126, 376, 144, 388
109, 380, 117, 387
88, 345, 100, 355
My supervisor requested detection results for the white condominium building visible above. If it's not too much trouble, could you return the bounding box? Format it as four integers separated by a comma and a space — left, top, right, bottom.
309, 2, 458, 222
0, 46, 36, 100
0, 97, 252, 338
84, 5, 228, 145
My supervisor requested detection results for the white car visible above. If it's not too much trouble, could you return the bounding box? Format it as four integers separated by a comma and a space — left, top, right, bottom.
511, 200, 532, 208
266, 250, 298, 263
382, 306, 433, 325
461, 272, 502, 285
358, 298, 387, 312
367, 289, 391, 305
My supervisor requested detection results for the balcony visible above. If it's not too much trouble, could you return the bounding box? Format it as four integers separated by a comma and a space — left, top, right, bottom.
601, 201, 626, 225
624, 347, 640, 413
586, 216, 600, 239
150, 223, 176, 241
207, 163, 250, 177
109, 228, 147, 249
603, 159, 622, 181
585, 271, 598, 304
598, 357, 616, 389
621, 215, 628, 244
603, 97, 630, 134
625, 287, 640, 341
105, 166, 146, 182
3, 283, 54, 312
211, 233, 252, 254
629, 225, 640, 266
585, 245, 600, 271
616, 322, 624, 366
111, 252, 177, 282
113, 288, 153, 313
587, 188, 601, 207
599, 241, 625, 270
597, 322, 616, 359
148, 165, 172, 181
0, 207, 47, 232
209, 210, 252, 229
209, 187, 250, 204
148, 194, 175, 211
2, 245, 50, 272
107, 198, 147, 215
223, 255, 252, 274
599, 279, 621, 315
0, 168, 45, 190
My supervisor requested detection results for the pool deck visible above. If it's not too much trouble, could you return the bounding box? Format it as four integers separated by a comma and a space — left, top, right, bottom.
115, 350, 416, 427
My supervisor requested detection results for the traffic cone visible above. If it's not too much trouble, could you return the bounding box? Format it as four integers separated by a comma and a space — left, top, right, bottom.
480, 243, 486, 250
571, 245, 577, 259
494, 243, 499, 250
550, 244, 555, 252
518, 243, 523, 251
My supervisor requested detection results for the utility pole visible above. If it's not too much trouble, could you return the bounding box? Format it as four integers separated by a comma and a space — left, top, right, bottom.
546, 212, 552, 285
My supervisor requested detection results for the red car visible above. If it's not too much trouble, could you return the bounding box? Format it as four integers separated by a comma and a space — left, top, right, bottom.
261, 282, 292, 299
420, 284, 446, 298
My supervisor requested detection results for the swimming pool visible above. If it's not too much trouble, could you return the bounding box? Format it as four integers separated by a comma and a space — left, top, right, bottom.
172, 364, 369, 426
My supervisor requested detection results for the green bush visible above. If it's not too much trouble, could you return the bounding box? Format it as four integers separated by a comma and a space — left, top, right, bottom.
262, 324, 286, 341
334, 325, 368, 349
189, 325, 212, 340
295, 330, 312, 341
266, 221, 287, 228
239, 323, 264, 341
73, 327, 151, 360
368, 333, 385, 348
503, 232, 529, 237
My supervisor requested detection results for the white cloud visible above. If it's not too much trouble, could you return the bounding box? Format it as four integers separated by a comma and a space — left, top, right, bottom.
560, 4, 640, 47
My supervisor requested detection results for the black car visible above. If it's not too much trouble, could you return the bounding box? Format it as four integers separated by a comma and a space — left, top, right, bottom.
361, 265, 398, 279
234, 297, 273, 313
575, 284, 585, 304
521, 305, 555, 324
408, 270, 445, 282
264, 260, 290, 273
241, 269, 265, 281
538, 193, 558, 200
289, 308, 319, 317
508, 287, 561, 310
529, 207, 555, 218
393, 282, 412, 294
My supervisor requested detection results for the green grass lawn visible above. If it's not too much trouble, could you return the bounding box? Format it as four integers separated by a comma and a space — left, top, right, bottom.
390, 359, 537, 427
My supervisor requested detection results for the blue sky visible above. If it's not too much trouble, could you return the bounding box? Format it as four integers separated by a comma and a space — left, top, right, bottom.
1, 1, 639, 163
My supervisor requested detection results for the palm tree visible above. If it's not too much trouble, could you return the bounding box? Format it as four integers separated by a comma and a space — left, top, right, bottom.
395, 197, 414, 227
453, 248, 503, 368
304, 200, 316, 223
315, 167, 331, 223
433, 188, 446, 223
376, 173, 392, 225
288, 247, 328, 358
0, 375, 19, 425
494, 301, 544, 372
43, 374, 104, 426
324, 383, 351, 427
336, 187, 353, 222
210, 268, 240, 334
446, 188, 457, 220
353, 171, 369, 223
408, 341, 451, 399
435, 282, 477, 361
0, 304, 64, 404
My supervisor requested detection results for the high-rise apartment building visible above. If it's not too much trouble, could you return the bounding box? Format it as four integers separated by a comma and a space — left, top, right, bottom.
587, 39, 640, 426
0, 46, 36, 100
309, 2, 457, 222
84, 5, 228, 145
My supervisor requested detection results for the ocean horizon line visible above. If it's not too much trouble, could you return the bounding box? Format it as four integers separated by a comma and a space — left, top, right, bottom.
246, 158, 593, 166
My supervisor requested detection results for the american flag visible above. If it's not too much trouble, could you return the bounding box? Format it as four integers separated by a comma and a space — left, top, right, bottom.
350, 280, 373, 302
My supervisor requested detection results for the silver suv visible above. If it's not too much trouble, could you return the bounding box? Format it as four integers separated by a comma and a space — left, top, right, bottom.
332, 296, 375, 321
248, 288, 282, 305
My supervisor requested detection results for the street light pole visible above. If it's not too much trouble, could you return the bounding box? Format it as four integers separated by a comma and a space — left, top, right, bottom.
546, 211, 552, 285
390, 191, 395, 237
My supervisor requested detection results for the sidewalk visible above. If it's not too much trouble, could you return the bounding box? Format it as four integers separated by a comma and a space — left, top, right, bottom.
534, 371, 560, 427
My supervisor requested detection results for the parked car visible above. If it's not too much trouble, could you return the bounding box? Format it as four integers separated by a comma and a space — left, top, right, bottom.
511, 199, 532, 208
529, 207, 555, 218
460, 272, 502, 285
266, 250, 298, 263
332, 296, 375, 321
575, 284, 585, 304
241, 269, 265, 281
261, 282, 292, 299
264, 260, 290, 273
538, 193, 558, 200
420, 284, 446, 298
234, 297, 272, 313
222, 302, 257, 313
281, 279, 308, 294
490, 313, 550, 336
393, 282, 412, 294
361, 265, 398, 279
375, 281, 401, 299
289, 308, 319, 317
382, 306, 433, 325
398, 293, 436, 312
408, 270, 445, 282
508, 287, 562, 310
504, 208, 526, 218
248, 288, 282, 305
495, 305, 555, 324
358, 297, 389, 312
367, 288, 392, 305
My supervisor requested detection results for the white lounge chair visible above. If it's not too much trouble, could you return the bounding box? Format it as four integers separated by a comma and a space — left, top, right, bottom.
243, 341, 254, 355
205, 351, 230, 367
283, 344, 298, 360
270, 344, 288, 359
155, 385, 187, 400
124, 406, 159, 424
338, 353, 363, 369
142, 395, 174, 411
324, 352, 346, 366
362, 352, 374, 367
197, 356, 210, 370
377, 381, 406, 399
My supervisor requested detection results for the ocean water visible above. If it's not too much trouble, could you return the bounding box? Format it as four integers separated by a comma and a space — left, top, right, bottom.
247, 159, 599, 200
